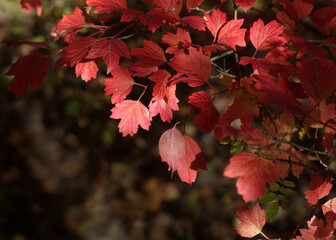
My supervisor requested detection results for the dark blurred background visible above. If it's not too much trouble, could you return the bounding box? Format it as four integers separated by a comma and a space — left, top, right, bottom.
0, 0, 324, 240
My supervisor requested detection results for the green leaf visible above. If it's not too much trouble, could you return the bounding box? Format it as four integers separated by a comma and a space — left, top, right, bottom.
281, 180, 296, 188
279, 187, 296, 196
266, 202, 279, 221
230, 140, 244, 154
269, 183, 280, 192
278, 195, 289, 210
258, 192, 277, 204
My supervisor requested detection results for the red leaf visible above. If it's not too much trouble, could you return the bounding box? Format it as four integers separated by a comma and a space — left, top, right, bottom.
224, 152, 278, 202
121, 8, 174, 32
168, 48, 211, 87
217, 93, 259, 126
292, 36, 328, 58
6, 53, 50, 97
186, 0, 205, 11
130, 66, 158, 77
255, 75, 307, 116
179, 16, 206, 31
20, 0, 42, 16
304, 175, 333, 204
178, 135, 206, 184
312, 7, 336, 35
235, 204, 266, 238
297, 216, 335, 240
149, 70, 171, 100
235, 0, 256, 12
217, 19, 246, 51
204, 9, 227, 40
54, 37, 97, 68
296, 58, 336, 103
153, 0, 179, 12
161, 28, 192, 54
149, 85, 179, 123
131, 39, 166, 68
75, 60, 98, 82
110, 100, 152, 137
250, 19, 287, 51
86, 0, 127, 14
104, 66, 135, 104
240, 47, 295, 77
159, 127, 206, 184
280, 0, 313, 20
87, 38, 131, 74
189, 91, 220, 133
53, 7, 86, 42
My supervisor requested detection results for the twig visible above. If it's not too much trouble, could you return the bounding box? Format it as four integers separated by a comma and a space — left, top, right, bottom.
210, 50, 234, 62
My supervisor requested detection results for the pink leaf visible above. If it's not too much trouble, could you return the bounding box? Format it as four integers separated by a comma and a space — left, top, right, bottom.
159, 127, 186, 173
75, 60, 98, 82
149, 85, 179, 123
110, 100, 152, 137
159, 127, 206, 184
235, 204, 266, 238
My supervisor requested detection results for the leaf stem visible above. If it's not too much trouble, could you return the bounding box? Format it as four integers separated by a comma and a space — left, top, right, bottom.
260, 231, 270, 240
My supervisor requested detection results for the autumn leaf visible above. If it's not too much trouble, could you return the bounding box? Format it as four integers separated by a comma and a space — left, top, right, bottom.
159, 127, 186, 174
110, 100, 152, 137
188, 91, 219, 133
250, 19, 287, 51
235, 0, 256, 12
224, 152, 278, 202
86, 0, 127, 14
53, 7, 87, 43
6, 53, 50, 97
20, 0, 42, 16
179, 16, 206, 31
235, 204, 266, 238
54, 37, 97, 68
159, 127, 206, 184
204, 9, 227, 40
104, 66, 135, 104
168, 47, 211, 87
304, 175, 332, 205
296, 58, 336, 103
296, 216, 335, 240
131, 40, 166, 68
149, 85, 179, 123
121, 8, 174, 32
152, 0, 179, 12
217, 19, 246, 51
161, 28, 192, 54
75, 60, 98, 82
87, 38, 131, 74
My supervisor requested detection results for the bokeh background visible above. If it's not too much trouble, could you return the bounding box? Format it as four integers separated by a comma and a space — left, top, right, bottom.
0, 1, 331, 240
